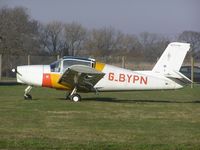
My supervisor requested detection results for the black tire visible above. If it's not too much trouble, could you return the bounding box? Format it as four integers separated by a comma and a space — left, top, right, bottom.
24, 94, 32, 100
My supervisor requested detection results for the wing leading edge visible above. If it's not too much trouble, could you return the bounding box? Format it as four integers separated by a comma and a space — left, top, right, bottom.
58, 65, 105, 92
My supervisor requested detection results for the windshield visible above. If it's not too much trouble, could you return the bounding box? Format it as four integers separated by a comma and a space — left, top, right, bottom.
63, 59, 92, 72
50, 60, 61, 72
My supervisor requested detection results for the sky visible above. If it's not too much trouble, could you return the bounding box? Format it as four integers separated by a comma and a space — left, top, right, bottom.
1, 0, 200, 36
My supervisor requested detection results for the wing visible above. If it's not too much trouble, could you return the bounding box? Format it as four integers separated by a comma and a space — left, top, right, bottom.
58, 65, 105, 92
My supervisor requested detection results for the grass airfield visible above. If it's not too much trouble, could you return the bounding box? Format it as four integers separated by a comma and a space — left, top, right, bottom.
0, 85, 200, 150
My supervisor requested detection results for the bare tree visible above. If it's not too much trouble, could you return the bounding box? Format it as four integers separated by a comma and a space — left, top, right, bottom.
39, 21, 64, 55
178, 31, 200, 58
139, 32, 169, 61
64, 22, 87, 56
139, 32, 161, 48
115, 33, 142, 57
0, 7, 39, 55
0, 7, 40, 77
85, 27, 120, 56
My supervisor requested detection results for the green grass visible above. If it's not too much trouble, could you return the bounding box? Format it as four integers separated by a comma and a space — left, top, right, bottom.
0, 85, 200, 150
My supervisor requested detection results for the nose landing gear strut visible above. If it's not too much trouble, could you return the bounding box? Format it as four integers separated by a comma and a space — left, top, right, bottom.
24, 85, 32, 100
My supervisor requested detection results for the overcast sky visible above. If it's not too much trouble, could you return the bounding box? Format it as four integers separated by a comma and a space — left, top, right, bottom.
1, 0, 200, 36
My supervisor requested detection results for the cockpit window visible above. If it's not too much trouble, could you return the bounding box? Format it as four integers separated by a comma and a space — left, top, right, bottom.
63, 59, 91, 72
50, 60, 61, 72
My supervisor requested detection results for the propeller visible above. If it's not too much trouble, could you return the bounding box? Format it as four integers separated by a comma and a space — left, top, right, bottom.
12, 68, 22, 76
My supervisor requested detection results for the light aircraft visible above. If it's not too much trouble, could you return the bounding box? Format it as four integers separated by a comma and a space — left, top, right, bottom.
12, 42, 191, 102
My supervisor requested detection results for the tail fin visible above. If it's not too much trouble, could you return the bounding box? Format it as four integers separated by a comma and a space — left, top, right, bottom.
152, 42, 190, 74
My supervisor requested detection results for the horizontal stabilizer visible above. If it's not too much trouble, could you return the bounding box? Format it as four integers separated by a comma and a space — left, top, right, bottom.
164, 70, 192, 84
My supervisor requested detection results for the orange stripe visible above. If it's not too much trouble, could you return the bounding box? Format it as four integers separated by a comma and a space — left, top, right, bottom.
42, 73, 52, 87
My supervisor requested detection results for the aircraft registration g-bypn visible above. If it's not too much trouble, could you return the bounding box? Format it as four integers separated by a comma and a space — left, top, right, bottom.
12, 42, 191, 102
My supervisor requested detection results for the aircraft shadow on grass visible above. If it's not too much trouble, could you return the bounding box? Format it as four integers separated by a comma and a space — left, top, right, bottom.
82, 97, 200, 104
28, 97, 200, 104
0, 82, 19, 86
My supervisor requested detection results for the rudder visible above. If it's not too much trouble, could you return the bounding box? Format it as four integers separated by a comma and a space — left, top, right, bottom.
152, 42, 190, 74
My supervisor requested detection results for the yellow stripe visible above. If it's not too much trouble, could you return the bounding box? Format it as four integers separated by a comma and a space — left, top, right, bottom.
95, 62, 105, 71
50, 73, 71, 90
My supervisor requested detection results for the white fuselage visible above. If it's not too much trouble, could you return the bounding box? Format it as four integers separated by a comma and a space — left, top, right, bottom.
16, 63, 183, 92
95, 64, 182, 91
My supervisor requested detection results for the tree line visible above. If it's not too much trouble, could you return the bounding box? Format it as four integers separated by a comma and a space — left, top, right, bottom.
0, 7, 200, 62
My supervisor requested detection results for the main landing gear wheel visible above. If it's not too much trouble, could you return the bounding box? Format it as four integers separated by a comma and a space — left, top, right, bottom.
68, 86, 81, 102
71, 94, 81, 102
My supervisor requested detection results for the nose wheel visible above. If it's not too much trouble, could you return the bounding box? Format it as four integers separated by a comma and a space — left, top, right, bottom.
24, 94, 32, 100
24, 85, 33, 100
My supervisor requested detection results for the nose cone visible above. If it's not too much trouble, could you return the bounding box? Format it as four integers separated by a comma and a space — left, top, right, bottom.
16, 65, 44, 86
12, 68, 16, 73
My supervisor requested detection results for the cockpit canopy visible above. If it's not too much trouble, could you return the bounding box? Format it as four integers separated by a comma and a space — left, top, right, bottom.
50, 56, 95, 73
